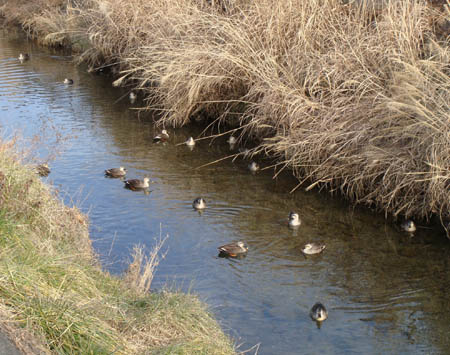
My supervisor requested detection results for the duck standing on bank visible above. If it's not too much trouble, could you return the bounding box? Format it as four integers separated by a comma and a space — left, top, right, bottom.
35, 163, 50, 177
104, 167, 127, 178
218, 241, 248, 258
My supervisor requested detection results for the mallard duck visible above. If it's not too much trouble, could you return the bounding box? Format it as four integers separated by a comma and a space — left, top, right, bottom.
18, 53, 29, 61
400, 220, 416, 233
302, 243, 326, 255
129, 92, 137, 103
153, 130, 169, 143
310, 302, 328, 322
104, 167, 127, 178
123, 177, 150, 190
227, 136, 237, 145
192, 197, 206, 210
64, 78, 74, 85
35, 163, 50, 177
248, 161, 259, 172
186, 137, 196, 147
288, 211, 301, 228
218, 241, 248, 258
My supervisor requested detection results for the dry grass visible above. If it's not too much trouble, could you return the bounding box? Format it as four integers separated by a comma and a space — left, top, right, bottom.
0, 0, 448, 228
0, 137, 234, 353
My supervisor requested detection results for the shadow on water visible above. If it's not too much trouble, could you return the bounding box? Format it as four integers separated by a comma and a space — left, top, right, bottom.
1, 28, 450, 354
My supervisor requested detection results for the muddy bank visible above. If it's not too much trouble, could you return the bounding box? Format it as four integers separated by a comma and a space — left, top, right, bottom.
1, 0, 448, 232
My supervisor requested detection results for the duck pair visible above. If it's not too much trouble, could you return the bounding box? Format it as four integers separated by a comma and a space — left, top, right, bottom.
104, 167, 150, 190
288, 212, 326, 255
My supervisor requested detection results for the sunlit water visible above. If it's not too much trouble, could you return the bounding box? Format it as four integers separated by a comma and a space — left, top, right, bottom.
1, 29, 449, 354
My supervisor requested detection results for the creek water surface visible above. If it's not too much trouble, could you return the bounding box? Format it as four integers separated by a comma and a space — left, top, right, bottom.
1, 30, 450, 355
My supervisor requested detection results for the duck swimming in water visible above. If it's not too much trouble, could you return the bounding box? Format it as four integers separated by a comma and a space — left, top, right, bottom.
123, 177, 150, 190
310, 302, 328, 322
186, 137, 196, 147
64, 78, 74, 85
302, 243, 326, 255
104, 167, 127, 178
192, 197, 206, 210
248, 161, 260, 173
400, 220, 416, 233
227, 136, 237, 145
129, 91, 137, 103
18, 53, 29, 61
218, 241, 248, 258
288, 211, 301, 228
153, 130, 169, 143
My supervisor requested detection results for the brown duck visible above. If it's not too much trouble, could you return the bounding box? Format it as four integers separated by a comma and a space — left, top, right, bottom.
218, 241, 248, 258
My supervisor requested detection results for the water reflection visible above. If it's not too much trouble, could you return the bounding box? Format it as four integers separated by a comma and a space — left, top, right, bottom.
1, 28, 450, 355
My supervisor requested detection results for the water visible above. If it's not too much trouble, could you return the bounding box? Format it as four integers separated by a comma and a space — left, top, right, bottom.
1, 29, 449, 354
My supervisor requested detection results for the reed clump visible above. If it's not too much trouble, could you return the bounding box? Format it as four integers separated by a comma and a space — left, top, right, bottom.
0, 0, 448, 225
0, 138, 234, 354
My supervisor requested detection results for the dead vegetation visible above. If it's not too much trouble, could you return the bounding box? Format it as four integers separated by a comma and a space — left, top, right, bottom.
0, 0, 448, 227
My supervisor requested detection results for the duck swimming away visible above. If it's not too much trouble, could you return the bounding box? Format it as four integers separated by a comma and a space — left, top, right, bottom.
64, 78, 74, 85
153, 130, 169, 143
192, 197, 206, 210
310, 302, 328, 322
400, 220, 416, 233
104, 167, 127, 178
123, 177, 150, 190
302, 243, 326, 255
218, 241, 248, 258
288, 211, 301, 228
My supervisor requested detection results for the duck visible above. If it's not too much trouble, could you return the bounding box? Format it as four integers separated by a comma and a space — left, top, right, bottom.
104, 167, 127, 178
227, 136, 237, 145
302, 243, 326, 255
35, 163, 50, 177
64, 78, 74, 85
400, 220, 416, 233
218, 241, 248, 258
185, 137, 196, 147
310, 302, 328, 322
192, 197, 206, 210
123, 177, 150, 190
153, 129, 169, 143
288, 211, 301, 228
248, 161, 260, 172
129, 91, 137, 103
18, 53, 29, 61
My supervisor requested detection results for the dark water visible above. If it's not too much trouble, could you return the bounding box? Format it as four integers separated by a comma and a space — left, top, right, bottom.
1, 29, 450, 355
